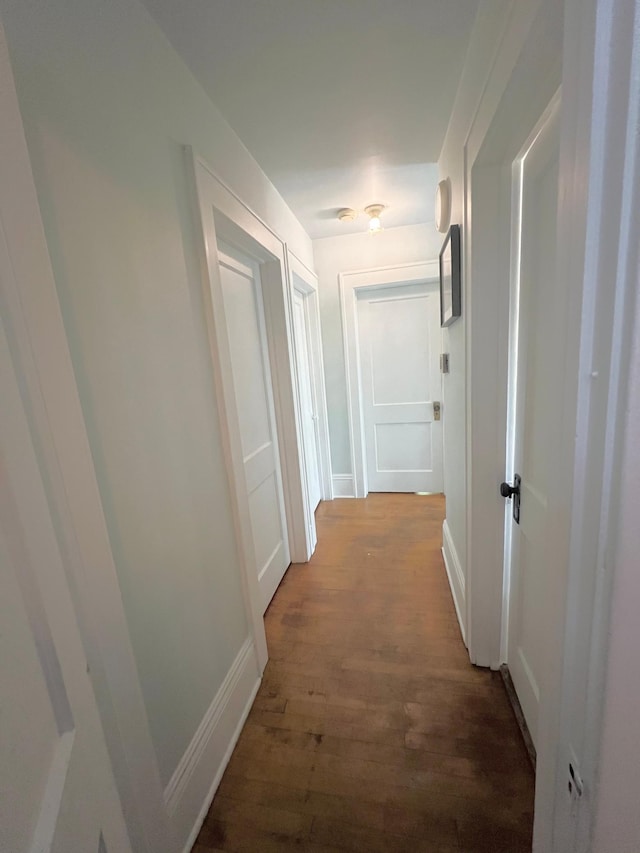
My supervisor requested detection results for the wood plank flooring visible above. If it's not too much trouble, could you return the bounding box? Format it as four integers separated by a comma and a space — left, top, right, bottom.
192, 494, 534, 852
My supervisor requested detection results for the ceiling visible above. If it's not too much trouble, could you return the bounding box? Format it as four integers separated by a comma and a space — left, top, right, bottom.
141, 0, 480, 239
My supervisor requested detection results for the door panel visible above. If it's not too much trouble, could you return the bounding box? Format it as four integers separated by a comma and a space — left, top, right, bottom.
0, 320, 132, 853
218, 247, 290, 611
507, 101, 560, 746
292, 289, 322, 524
376, 422, 433, 471
358, 283, 443, 493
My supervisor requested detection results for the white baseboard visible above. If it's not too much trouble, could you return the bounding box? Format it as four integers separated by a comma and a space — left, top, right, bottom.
332, 473, 355, 498
442, 519, 467, 646
164, 637, 260, 852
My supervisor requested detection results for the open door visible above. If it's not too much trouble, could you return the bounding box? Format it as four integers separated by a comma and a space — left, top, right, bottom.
217, 244, 291, 612
292, 286, 322, 550
502, 96, 561, 746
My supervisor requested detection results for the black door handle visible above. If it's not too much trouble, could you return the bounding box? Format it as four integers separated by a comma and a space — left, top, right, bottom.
500, 474, 521, 524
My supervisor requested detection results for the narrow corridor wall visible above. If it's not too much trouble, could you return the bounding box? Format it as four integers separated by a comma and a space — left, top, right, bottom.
0, 0, 313, 823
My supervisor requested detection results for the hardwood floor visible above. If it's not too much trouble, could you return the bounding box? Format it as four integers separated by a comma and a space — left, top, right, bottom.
192, 494, 534, 852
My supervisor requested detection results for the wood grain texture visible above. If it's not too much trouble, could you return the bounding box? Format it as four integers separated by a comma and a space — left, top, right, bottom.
192, 494, 534, 852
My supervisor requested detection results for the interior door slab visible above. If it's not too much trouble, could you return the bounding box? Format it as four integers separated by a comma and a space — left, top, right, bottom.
506, 101, 561, 747
218, 246, 290, 611
357, 282, 443, 493
292, 288, 321, 539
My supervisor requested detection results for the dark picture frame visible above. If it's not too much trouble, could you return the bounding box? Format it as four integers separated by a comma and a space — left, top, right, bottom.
439, 224, 461, 327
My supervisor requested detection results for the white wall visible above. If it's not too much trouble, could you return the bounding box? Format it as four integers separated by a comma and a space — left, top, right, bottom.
592, 281, 640, 852
0, 0, 312, 802
313, 223, 442, 483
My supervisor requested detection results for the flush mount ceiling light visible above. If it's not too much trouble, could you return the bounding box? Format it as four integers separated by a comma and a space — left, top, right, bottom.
337, 208, 358, 222
364, 203, 385, 233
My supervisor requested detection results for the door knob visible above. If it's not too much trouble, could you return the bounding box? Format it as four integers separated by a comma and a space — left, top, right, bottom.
500, 474, 521, 524
500, 481, 517, 498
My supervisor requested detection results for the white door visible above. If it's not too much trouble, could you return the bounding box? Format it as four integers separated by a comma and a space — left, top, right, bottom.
218, 246, 290, 612
357, 282, 443, 493
0, 320, 132, 853
505, 100, 561, 747
292, 288, 322, 522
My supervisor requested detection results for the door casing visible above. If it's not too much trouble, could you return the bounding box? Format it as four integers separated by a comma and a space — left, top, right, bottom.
339, 260, 440, 498
289, 252, 333, 506
189, 150, 318, 655
459, 0, 640, 848
217, 244, 292, 611
503, 92, 562, 746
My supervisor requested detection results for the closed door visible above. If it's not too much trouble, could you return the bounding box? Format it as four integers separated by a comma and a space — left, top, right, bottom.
0, 321, 132, 853
505, 100, 561, 746
357, 283, 443, 493
218, 246, 290, 612
292, 289, 322, 526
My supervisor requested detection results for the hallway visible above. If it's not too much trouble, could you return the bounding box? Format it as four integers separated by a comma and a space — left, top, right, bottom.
192, 494, 534, 852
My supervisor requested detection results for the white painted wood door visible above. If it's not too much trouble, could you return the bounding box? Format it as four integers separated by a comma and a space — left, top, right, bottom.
506, 101, 561, 747
292, 288, 322, 523
218, 246, 290, 611
0, 320, 132, 853
357, 282, 443, 493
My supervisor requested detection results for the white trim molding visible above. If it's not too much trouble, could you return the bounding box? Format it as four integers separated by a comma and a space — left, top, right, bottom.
164, 638, 260, 851
338, 261, 440, 498
331, 474, 356, 499
288, 250, 334, 504
442, 520, 466, 646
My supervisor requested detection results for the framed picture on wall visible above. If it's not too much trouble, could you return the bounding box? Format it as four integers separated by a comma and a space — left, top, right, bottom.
439, 224, 461, 327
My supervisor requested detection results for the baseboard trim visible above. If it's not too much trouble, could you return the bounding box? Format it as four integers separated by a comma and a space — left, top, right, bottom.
500, 664, 537, 772
332, 473, 355, 498
442, 519, 466, 646
164, 637, 260, 850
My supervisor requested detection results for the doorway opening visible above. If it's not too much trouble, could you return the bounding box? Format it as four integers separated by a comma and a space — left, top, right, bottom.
339, 261, 444, 499
502, 94, 562, 750
190, 150, 319, 668
216, 242, 291, 613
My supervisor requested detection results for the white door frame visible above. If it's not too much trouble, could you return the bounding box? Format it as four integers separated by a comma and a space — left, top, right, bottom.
459, 0, 640, 849
464, 45, 568, 851
288, 251, 334, 505
339, 260, 440, 498
462, 5, 565, 668
0, 22, 172, 853
216, 243, 292, 610
546, 0, 640, 848
503, 89, 562, 643
189, 150, 314, 583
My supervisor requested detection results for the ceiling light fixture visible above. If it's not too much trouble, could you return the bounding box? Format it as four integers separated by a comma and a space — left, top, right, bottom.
337, 208, 357, 222
364, 204, 385, 234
